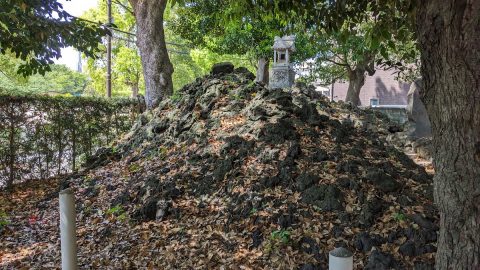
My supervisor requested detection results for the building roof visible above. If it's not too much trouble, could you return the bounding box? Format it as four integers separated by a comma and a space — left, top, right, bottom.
273, 35, 296, 51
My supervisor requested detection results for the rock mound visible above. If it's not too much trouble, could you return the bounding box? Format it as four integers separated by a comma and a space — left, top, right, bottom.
3, 67, 437, 269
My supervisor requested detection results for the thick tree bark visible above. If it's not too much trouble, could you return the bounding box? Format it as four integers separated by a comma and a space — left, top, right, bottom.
417, 0, 480, 268
345, 68, 366, 106
129, 0, 173, 109
255, 57, 270, 84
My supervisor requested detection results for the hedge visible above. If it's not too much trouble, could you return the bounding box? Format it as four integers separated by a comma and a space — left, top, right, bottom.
0, 94, 141, 189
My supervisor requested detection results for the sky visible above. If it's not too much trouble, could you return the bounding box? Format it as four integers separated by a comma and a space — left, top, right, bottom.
55, 0, 99, 70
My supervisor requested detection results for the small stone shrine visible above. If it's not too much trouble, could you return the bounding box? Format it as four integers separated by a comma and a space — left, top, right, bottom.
269, 35, 296, 89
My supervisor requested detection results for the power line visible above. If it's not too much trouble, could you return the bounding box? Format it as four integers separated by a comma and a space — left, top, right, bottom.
111, 35, 190, 55
107, 27, 189, 48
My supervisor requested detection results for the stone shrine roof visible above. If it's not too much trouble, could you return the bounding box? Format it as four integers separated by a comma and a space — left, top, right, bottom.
272, 35, 296, 51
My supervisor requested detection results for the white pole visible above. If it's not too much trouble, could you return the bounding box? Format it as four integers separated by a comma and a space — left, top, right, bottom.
59, 188, 78, 270
329, 247, 353, 270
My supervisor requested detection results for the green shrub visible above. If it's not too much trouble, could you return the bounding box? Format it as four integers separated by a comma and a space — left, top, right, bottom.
0, 94, 140, 188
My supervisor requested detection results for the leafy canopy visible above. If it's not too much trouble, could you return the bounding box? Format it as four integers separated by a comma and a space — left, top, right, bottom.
0, 0, 108, 76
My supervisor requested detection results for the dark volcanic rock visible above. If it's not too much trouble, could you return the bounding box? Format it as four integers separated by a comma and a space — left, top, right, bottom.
296, 173, 319, 191
301, 185, 344, 211
259, 118, 298, 144
411, 213, 437, 230
298, 236, 322, 261
211, 62, 234, 75
354, 232, 384, 252
365, 169, 401, 192
364, 250, 397, 270
251, 229, 263, 248
299, 263, 320, 270
132, 197, 158, 222
399, 240, 416, 256
71, 69, 439, 269
311, 148, 329, 162
336, 160, 360, 174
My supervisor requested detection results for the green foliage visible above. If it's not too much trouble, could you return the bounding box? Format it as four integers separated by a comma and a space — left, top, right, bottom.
170, 1, 315, 66
393, 212, 406, 222
106, 204, 127, 221
82, 1, 143, 97
128, 163, 141, 173
189, 48, 254, 74
81, 1, 210, 96
107, 205, 124, 216
0, 63, 88, 96
298, 19, 419, 85
0, 211, 10, 230
0, 0, 108, 76
265, 229, 292, 253
0, 94, 139, 188
270, 229, 291, 245
170, 91, 183, 102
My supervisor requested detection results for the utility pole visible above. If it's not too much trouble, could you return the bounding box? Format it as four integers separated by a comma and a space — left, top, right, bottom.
106, 0, 112, 98
330, 78, 335, 102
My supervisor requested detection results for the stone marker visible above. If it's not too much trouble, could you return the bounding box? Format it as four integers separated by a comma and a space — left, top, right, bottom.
406, 79, 431, 138
269, 35, 296, 89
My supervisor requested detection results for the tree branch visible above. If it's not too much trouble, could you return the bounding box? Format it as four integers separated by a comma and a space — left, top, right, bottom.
113, 0, 134, 16
322, 57, 350, 68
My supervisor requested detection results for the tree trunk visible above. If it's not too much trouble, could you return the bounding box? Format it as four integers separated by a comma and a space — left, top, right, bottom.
129, 0, 173, 109
417, 0, 480, 268
131, 83, 139, 98
345, 68, 366, 106
256, 57, 269, 84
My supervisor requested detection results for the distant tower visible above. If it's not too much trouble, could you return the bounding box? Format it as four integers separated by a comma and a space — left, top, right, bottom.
76, 51, 82, 73
269, 35, 296, 89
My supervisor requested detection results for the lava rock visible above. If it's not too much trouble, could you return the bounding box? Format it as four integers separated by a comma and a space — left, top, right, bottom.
299, 264, 320, 270
296, 173, 319, 191
132, 197, 158, 222
337, 177, 351, 188
399, 240, 416, 256
358, 197, 385, 227
347, 147, 363, 157
301, 186, 325, 203
365, 169, 401, 192
336, 160, 360, 174
298, 236, 322, 261
312, 148, 329, 162
411, 214, 437, 230
260, 176, 281, 188
251, 229, 263, 248
259, 118, 298, 144
287, 142, 302, 159
211, 62, 234, 75
212, 158, 234, 181
364, 250, 397, 270
302, 185, 344, 211
234, 67, 255, 80
354, 232, 384, 252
